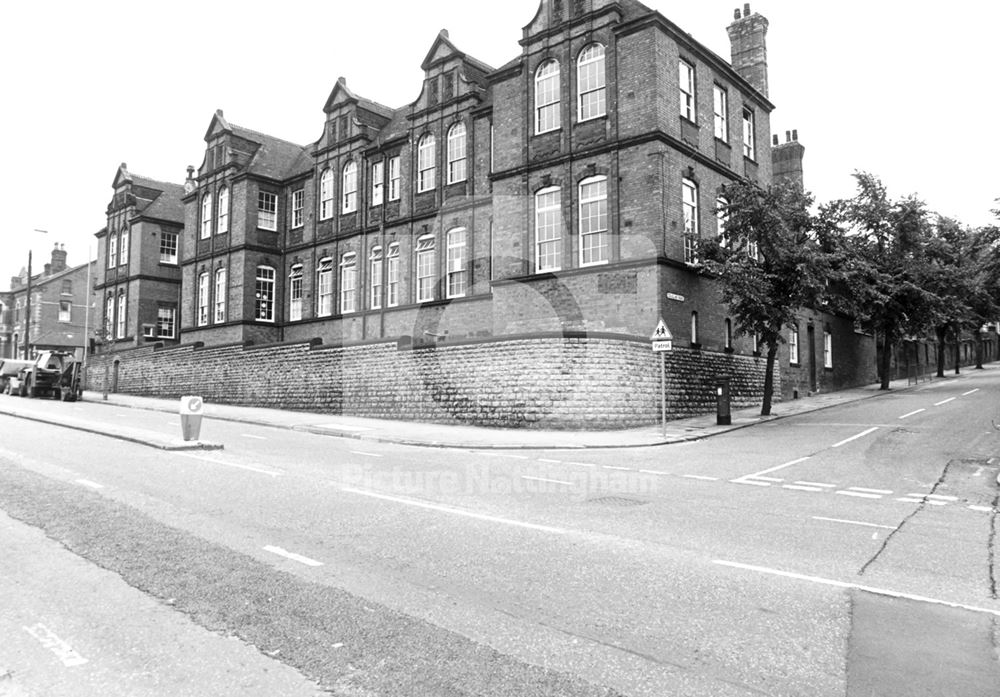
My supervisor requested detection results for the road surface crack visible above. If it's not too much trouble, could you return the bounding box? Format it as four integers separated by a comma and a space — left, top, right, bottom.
989, 492, 998, 600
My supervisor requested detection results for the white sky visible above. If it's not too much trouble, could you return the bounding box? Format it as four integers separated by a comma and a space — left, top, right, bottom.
2, 1, 996, 277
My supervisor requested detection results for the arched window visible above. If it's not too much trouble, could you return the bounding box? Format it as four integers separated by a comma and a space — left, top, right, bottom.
415, 236, 436, 302
255, 266, 275, 322
217, 186, 229, 233
340, 253, 357, 313
690, 311, 699, 345
289, 264, 303, 321
682, 178, 699, 264
118, 227, 129, 266
724, 318, 733, 350
342, 161, 358, 213
317, 258, 333, 316
446, 123, 467, 184
107, 232, 117, 269
535, 186, 562, 272
535, 59, 561, 134
417, 134, 436, 192
320, 168, 334, 220
116, 291, 127, 338
214, 267, 227, 323
104, 294, 114, 337
370, 247, 383, 309
200, 193, 213, 239
579, 176, 608, 266
197, 272, 210, 326
577, 44, 606, 121
446, 227, 467, 298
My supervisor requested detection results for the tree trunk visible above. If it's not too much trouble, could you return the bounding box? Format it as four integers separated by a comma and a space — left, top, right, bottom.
935, 326, 947, 378
953, 322, 961, 375
879, 328, 893, 390
975, 330, 984, 369
761, 343, 778, 416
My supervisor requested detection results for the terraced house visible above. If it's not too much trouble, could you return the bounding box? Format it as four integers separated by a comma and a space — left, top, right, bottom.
91, 0, 878, 426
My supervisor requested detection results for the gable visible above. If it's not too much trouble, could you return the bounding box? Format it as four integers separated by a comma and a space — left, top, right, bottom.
203, 109, 232, 142
323, 78, 359, 114
421, 30, 461, 71
111, 163, 131, 189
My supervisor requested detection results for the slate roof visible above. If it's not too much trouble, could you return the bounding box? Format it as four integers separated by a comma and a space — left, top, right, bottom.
228, 123, 313, 180
130, 173, 185, 223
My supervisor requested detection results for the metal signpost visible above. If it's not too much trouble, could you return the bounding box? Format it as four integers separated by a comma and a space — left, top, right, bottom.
651, 318, 673, 438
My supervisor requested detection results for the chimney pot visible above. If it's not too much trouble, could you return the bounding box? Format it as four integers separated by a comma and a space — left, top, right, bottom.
772, 135, 779, 146
744, 3, 751, 17
733, 8, 741, 19
792, 129, 799, 141
785, 130, 791, 143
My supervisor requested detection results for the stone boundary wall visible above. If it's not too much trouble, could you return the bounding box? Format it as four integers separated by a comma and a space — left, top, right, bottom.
84, 333, 774, 430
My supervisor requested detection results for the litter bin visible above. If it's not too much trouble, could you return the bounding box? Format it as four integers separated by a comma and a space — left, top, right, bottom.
715, 377, 731, 426
179, 395, 204, 441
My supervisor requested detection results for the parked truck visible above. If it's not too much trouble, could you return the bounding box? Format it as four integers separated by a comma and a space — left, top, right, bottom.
15, 351, 83, 401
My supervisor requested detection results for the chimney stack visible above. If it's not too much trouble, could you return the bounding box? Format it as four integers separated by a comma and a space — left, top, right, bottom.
772, 129, 806, 190
727, 4, 769, 97
50, 243, 67, 273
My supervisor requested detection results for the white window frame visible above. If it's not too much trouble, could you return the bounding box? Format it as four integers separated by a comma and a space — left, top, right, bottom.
679, 59, 696, 122
579, 176, 608, 267
342, 162, 358, 213
535, 186, 562, 272
713, 85, 728, 141
789, 326, 800, 364
58, 300, 71, 323
682, 178, 699, 264
371, 161, 384, 207
108, 233, 117, 269
446, 123, 467, 184
156, 307, 176, 339
291, 189, 304, 228
197, 272, 210, 327
116, 292, 127, 338
257, 191, 277, 231
217, 186, 229, 234
824, 330, 833, 368
340, 253, 357, 314
417, 134, 436, 193
255, 266, 276, 322
388, 156, 401, 201
724, 318, 733, 350
289, 265, 303, 321
317, 258, 333, 317
743, 107, 756, 160
577, 44, 606, 122
214, 267, 227, 323
416, 235, 436, 303
370, 247, 383, 310
105, 295, 114, 337
446, 228, 467, 298
159, 231, 178, 265
716, 195, 728, 242
387, 244, 400, 307
118, 228, 129, 266
535, 59, 561, 134
320, 168, 334, 220
201, 193, 213, 239
690, 311, 699, 345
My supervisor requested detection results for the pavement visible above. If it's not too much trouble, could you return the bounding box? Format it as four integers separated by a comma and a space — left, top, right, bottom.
0, 369, 988, 452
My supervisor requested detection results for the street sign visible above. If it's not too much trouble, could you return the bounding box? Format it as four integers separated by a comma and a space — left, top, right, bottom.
180, 395, 204, 415
651, 318, 673, 341
652, 340, 673, 352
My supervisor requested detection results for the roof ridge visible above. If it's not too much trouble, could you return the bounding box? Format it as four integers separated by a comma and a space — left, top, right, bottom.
129, 173, 185, 191
229, 122, 308, 150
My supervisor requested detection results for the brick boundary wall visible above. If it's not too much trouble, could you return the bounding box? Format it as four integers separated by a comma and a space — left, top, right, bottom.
84, 333, 775, 430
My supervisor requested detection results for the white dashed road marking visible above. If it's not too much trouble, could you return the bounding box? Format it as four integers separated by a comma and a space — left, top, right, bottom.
603, 465, 632, 471
899, 409, 925, 419
175, 453, 282, 478
934, 398, 956, 406
741, 456, 810, 480
263, 545, 323, 567
812, 516, 897, 530
835, 490, 882, 500
537, 458, 562, 464
350, 451, 383, 458
795, 481, 836, 488
848, 487, 893, 495
732, 479, 771, 487
969, 505, 995, 513
23, 623, 88, 667
831, 427, 879, 448
783, 484, 823, 492
75, 479, 104, 490
521, 475, 573, 486
682, 474, 719, 481
241, 433, 267, 440
962, 389, 979, 396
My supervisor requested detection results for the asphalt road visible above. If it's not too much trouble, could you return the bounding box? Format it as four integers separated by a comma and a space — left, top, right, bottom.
1, 372, 998, 695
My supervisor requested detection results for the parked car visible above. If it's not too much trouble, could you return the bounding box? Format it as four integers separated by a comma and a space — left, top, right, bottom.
0, 359, 33, 395
17, 351, 82, 401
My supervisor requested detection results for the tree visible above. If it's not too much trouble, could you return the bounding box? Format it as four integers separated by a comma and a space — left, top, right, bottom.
700, 178, 829, 416
819, 173, 938, 389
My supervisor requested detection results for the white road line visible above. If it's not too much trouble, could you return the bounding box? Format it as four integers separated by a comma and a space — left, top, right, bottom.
712, 560, 1000, 618
75, 479, 104, 490
350, 451, 383, 458
521, 475, 573, 486
602, 465, 632, 471
783, 484, 823, 492
732, 479, 771, 487
835, 490, 882, 499
241, 434, 267, 440
899, 409, 925, 419
831, 427, 879, 448
639, 469, 672, 476
741, 456, 810, 480
934, 398, 956, 406
166, 421, 180, 426
848, 487, 894, 495
751, 476, 784, 483
263, 545, 323, 567
924, 494, 959, 501
537, 458, 562, 464
925, 500, 948, 506
962, 389, 980, 396
23, 623, 88, 667
175, 453, 282, 477
969, 505, 995, 513
505, 454, 530, 460
682, 474, 719, 481
566, 461, 596, 468
896, 497, 925, 503
795, 481, 836, 488
338, 486, 568, 534
812, 516, 897, 530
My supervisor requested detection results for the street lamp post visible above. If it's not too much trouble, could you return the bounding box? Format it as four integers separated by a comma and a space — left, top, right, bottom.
22, 229, 48, 359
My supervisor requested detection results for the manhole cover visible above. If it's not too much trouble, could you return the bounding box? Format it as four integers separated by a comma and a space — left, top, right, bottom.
586, 496, 649, 507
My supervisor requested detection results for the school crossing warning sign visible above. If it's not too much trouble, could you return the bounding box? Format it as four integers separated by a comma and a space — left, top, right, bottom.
650, 318, 673, 352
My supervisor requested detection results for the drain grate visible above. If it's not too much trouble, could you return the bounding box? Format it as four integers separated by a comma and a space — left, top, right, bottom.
586, 496, 649, 507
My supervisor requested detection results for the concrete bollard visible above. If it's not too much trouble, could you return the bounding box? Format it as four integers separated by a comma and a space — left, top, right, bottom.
179, 395, 204, 441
